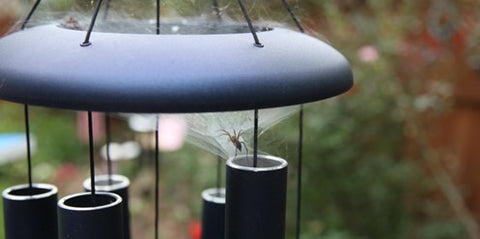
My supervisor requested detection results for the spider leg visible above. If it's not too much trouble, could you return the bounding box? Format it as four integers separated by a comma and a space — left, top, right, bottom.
241, 142, 248, 157
219, 129, 231, 138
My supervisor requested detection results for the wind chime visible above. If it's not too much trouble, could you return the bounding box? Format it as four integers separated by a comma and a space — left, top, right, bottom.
0, 0, 352, 238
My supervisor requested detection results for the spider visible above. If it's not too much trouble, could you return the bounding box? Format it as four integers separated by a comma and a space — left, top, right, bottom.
61, 17, 83, 30
220, 129, 248, 157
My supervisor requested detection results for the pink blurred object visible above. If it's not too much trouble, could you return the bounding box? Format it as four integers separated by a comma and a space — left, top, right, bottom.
158, 115, 186, 152
189, 220, 201, 239
54, 163, 79, 182
357, 45, 379, 63
76, 112, 105, 144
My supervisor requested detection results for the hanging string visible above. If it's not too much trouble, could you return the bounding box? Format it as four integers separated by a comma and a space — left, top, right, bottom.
296, 105, 304, 239
154, 0, 161, 237
21, 0, 42, 192
154, 116, 160, 239
212, 0, 221, 20
81, 0, 104, 47
88, 111, 96, 202
24, 105, 33, 189
156, 0, 161, 34
105, 113, 113, 185
281, 0, 305, 33
21, 0, 42, 30
281, 1, 306, 238
253, 109, 259, 167
237, 0, 263, 47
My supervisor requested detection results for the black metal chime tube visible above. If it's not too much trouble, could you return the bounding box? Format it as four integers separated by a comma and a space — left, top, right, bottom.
2, 93, 58, 239
225, 155, 288, 239
58, 112, 124, 239
81, 113, 131, 239
201, 188, 226, 239
58, 192, 123, 239
83, 174, 131, 239
2, 184, 58, 239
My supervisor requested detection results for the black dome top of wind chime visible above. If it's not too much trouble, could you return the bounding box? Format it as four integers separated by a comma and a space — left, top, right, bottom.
0, 9, 352, 113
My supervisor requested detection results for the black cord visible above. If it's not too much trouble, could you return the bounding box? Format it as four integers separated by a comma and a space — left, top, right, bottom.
154, 116, 160, 239
296, 105, 304, 239
156, 0, 161, 34
281, 0, 305, 33
253, 109, 259, 167
154, 0, 161, 235
24, 105, 33, 189
105, 113, 112, 185
21, 0, 42, 30
81, 0, 104, 47
280, 2, 306, 238
21, 1, 42, 189
237, 0, 263, 47
88, 111, 96, 202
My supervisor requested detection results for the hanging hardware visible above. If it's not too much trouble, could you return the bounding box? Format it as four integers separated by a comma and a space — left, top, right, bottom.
88, 111, 96, 202
154, 0, 161, 236
281, 0, 305, 33
154, 115, 160, 239
20, 0, 42, 192
280, 1, 306, 238
81, 0, 105, 47
237, 0, 263, 48
24, 105, 33, 189
21, 0, 42, 30
156, 0, 161, 34
296, 104, 304, 239
0, 1, 354, 238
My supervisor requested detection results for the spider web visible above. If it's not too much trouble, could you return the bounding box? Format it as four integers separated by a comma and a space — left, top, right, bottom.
122, 106, 299, 159
183, 106, 299, 159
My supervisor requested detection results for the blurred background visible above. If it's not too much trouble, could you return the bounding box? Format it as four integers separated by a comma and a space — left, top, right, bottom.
0, 0, 480, 238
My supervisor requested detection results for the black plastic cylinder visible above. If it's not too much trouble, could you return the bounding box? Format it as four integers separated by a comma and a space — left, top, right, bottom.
2, 183, 58, 239
83, 174, 131, 239
201, 187, 225, 239
226, 155, 288, 239
58, 192, 123, 239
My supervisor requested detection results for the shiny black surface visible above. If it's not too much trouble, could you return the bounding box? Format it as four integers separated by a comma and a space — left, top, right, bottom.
0, 24, 352, 113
